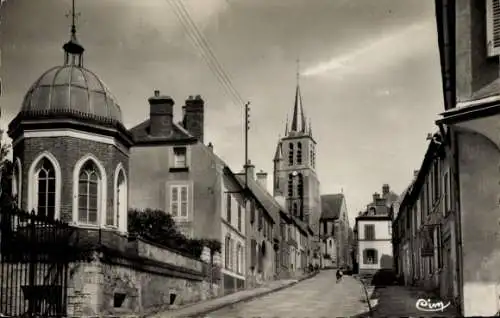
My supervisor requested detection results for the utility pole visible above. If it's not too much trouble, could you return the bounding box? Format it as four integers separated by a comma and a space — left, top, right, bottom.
244, 102, 251, 189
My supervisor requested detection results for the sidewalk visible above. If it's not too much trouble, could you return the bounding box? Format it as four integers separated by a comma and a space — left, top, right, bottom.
147, 271, 318, 318
365, 285, 460, 317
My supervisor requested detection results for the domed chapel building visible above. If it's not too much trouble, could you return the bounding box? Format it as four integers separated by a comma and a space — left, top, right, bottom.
7, 19, 133, 234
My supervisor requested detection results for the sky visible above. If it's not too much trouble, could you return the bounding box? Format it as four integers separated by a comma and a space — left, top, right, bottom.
0, 0, 444, 226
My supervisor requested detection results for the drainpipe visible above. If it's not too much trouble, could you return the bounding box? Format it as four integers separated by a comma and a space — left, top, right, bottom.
452, 126, 463, 314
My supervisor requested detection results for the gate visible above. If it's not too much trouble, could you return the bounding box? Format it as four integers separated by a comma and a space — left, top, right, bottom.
0, 206, 74, 317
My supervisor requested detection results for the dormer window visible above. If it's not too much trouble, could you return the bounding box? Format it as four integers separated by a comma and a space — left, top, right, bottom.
174, 147, 187, 167
170, 147, 188, 172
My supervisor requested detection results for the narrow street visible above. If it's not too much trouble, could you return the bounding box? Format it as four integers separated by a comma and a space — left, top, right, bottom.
203, 270, 370, 318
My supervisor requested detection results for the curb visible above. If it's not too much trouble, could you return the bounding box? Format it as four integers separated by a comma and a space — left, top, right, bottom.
354, 276, 373, 318
172, 271, 320, 318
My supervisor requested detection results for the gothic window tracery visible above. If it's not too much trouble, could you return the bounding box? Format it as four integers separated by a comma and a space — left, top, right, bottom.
288, 143, 294, 166
78, 161, 100, 225
36, 158, 56, 220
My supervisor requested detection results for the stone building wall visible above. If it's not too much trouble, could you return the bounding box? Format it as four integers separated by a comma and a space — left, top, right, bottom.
66, 238, 221, 317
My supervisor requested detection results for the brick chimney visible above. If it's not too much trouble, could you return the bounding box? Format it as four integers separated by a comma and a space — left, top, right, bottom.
382, 184, 390, 195
256, 170, 268, 189
372, 192, 380, 202
148, 90, 174, 137
243, 160, 255, 180
183, 95, 204, 143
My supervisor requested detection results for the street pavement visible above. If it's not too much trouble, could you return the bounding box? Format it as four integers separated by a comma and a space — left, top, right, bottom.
201, 270, 370, 318
367, 285, 460, 318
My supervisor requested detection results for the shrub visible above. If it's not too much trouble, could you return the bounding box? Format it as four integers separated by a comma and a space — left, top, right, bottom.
127, 208, 220, 259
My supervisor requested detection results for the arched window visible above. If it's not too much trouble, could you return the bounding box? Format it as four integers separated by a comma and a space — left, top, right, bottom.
78, 161, 100, 225
225, 235, 231, 270
112, 165, 128, 232
12, 158, 22, 207
36, 159, 56, 220
293, 202, 298, 217
28, 152, 61, 220
288, 143, 294, 166
287, 173, 293, 197
73, 155, 107, 227
297, 142, 302, 165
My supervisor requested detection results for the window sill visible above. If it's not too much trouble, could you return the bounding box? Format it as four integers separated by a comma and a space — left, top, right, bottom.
169, 167, 189, 173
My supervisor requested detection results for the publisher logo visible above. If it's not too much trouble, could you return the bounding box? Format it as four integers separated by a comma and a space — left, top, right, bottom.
416, 298, 451, 312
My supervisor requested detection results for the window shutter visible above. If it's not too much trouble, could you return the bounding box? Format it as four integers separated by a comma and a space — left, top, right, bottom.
487, 0, 500, 57
180, 186, 188, 217
170, 186, 179, 217
226, 193, 232, 223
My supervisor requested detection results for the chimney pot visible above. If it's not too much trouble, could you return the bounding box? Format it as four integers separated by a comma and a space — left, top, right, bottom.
188, 95, 194, 100
195, 94, 202, 100
413, 170, 419, 177
208, 142, 213, 150
154, 90, 160, 97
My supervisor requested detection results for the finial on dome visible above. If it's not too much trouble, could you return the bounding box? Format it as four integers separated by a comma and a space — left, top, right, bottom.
63, 0, 85, 66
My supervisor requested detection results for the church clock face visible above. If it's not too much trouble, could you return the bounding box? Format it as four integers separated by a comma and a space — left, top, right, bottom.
292, 170, 298, 177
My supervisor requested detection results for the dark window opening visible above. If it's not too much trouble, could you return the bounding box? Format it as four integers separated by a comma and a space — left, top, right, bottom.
297, 142, 302, 165
113, 293, 126, 308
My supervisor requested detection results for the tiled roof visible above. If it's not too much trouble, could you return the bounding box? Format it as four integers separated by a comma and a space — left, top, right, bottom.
238, 175, 313, 235
320, 194, 344, 220
129, 119, 197, 144
235, 174, 280, 225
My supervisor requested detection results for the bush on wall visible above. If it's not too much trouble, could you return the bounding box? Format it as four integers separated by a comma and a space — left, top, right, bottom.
127, 208, 221, 259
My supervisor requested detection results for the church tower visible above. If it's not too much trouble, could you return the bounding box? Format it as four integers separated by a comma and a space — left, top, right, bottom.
273, 70, 321, 235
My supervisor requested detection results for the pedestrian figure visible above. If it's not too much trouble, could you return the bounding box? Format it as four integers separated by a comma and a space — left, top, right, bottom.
336, 267, 343, 283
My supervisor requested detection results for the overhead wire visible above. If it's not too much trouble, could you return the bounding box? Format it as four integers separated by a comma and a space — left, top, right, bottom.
167, 0, 245, 107
176, 0, 245, 105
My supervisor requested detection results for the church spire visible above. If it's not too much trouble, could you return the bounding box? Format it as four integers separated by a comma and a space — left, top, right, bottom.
291, 59, 307, 133
285, 114, 289, 136
63, 0, 85, 67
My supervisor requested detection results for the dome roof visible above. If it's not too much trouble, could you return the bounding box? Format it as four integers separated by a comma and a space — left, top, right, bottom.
21, 65, 123, 123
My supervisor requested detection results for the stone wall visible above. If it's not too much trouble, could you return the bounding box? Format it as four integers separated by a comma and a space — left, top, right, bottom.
65, 236, 221, 317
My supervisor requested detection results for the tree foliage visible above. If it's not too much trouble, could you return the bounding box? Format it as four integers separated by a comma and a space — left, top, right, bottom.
127, 208, 221, 259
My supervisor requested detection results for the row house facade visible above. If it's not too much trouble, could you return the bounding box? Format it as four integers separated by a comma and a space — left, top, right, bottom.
220, 166, 247, 295
431, 0, 500, 315
319, 193, 351, 269
128, 90, 312, 294
392, 133, 457, 307
353, 186, 398, 276
275, 199, 314, 279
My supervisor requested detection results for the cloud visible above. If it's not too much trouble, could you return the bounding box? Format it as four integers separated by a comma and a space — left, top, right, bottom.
301, 21, 433, 78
